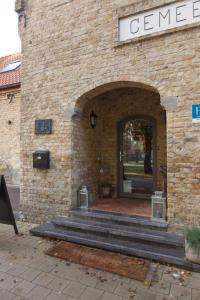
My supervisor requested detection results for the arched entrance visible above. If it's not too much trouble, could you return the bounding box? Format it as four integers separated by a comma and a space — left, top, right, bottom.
72, 82, 167, 218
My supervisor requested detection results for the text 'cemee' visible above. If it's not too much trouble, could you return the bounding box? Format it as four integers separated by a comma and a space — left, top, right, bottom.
119, 0, 200, 42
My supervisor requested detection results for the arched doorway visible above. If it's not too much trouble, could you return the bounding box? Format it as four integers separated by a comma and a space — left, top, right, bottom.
72, 82, 167, 218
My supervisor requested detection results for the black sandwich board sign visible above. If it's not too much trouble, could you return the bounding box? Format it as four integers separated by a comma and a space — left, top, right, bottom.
0, 175, 18, 234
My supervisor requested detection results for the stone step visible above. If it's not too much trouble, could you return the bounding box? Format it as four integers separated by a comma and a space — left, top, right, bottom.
30, 222, 200, 272
70, 215, 169, 236
52, 217, 184, 248
70, 209, 168, 231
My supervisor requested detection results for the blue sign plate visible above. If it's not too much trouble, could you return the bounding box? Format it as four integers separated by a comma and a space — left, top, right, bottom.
192, 104, 200, 123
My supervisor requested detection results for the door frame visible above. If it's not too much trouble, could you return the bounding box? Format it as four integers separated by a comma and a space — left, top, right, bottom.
117, 115, 157, 199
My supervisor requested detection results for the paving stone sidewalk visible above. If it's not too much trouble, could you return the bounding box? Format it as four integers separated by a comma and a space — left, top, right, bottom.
0, 222, 199, 300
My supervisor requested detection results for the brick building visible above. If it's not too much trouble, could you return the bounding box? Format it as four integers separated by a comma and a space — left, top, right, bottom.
15, 0, 200, 229
0, 54, 21, 189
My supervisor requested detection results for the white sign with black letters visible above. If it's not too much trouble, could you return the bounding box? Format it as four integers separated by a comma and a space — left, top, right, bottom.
119, 0, 200, 42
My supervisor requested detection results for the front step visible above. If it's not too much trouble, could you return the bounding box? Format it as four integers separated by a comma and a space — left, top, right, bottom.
30, 221, 200, 272
52, 217, 183, 249
30, 210, 200, 272
70, 209, 168, 232
31, 222, 183, 263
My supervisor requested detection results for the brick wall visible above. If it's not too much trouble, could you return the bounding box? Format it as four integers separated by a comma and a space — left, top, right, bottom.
17, 0, 200, 227
0, 87, 20, 185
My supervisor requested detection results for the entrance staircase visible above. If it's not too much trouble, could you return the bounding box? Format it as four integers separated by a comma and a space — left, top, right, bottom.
30, 209, 200, 272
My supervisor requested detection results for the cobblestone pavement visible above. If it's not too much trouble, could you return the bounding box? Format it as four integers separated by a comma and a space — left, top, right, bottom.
0, 222, 199, 300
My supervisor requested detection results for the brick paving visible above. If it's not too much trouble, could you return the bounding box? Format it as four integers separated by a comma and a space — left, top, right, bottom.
0, 222, 199, 300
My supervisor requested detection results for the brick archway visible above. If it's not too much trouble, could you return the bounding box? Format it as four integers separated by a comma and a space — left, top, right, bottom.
74, 81, 160, 108
65, 81, 162, 121
71, 82, 167, 217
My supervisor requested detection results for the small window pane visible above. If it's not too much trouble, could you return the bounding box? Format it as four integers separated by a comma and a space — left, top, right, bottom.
0, 61, 21, 73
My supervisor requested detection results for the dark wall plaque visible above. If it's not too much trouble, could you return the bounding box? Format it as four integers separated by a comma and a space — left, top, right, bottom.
35, 119, 52, 134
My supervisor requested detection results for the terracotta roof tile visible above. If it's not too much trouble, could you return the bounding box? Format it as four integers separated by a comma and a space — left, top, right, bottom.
0, 53, 21, 89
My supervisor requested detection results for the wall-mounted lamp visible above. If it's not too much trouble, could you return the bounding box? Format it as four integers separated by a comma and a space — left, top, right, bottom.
90, 111, 97, 129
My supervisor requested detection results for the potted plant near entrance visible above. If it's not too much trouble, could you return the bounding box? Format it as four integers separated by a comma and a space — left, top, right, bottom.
185, 226, 200, 264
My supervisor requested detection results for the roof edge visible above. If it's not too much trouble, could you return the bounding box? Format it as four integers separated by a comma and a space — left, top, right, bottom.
0, 83, 21, 91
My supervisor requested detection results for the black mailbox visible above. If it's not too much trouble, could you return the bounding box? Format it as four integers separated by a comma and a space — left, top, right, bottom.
33, 151, 50, 169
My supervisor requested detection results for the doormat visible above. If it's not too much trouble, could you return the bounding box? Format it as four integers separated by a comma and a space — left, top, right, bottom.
46, 241, 150, 282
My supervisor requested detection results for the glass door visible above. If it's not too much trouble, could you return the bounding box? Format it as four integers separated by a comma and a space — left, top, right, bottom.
119, 118, 154, 197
